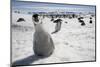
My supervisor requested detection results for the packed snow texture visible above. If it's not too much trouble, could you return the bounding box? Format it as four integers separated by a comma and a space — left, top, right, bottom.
12, 13, 95, 65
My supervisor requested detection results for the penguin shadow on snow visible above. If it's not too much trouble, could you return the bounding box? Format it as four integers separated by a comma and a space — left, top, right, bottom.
12, 54, 48, 66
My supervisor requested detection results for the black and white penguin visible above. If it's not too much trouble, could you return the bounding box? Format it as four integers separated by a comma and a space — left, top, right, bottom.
51, 18, 62, 34
32, 14, 55, 57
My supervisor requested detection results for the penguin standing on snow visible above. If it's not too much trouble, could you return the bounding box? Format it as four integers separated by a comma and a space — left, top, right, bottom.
51, 18, 62, 34
32, 14, 55, 57
78, 17, 85, 26
89, 17, 93, 24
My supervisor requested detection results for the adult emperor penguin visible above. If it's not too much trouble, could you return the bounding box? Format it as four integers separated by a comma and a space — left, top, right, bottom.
51, 18, 62, 34
32, 14, 55, 57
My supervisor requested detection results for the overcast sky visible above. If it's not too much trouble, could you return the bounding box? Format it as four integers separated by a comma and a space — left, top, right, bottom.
12, 0, 95, 13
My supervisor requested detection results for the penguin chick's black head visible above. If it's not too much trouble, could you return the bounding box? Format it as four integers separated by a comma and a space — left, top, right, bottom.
32, 14, 38, 18
32, 14, 39, 22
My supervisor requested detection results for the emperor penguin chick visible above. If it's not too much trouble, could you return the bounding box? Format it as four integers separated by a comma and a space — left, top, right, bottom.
32, 14, 55, 57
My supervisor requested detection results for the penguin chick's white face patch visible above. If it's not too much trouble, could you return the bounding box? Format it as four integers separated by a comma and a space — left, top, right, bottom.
32, 16, 43, 25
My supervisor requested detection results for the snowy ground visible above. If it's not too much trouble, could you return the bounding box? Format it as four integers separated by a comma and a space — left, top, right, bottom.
11, 13, 95, 65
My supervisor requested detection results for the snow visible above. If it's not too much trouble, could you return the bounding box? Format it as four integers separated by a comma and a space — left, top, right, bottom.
11, 13, 95, 65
